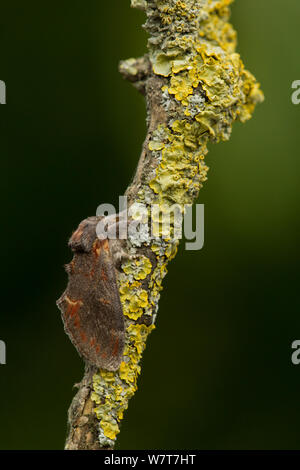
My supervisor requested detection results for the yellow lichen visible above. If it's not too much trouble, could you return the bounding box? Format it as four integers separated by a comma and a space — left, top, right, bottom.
101, 420, 120, 440
119, 280, 149, 320
122, 256, 152, 280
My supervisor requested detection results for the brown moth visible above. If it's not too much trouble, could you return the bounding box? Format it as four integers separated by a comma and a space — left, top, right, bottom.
56, 216, 126, 371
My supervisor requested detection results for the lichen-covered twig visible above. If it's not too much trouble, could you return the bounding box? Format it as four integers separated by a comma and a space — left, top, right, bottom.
64, 0, 263, 450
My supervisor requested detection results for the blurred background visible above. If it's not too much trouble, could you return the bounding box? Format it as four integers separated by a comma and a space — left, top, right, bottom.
0, 0, 300, 450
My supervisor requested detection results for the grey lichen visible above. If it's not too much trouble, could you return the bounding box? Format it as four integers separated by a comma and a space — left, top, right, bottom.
131, 0, 147, 11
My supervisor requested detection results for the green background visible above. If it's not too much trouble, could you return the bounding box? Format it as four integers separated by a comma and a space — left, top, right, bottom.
0, 0, 300, 449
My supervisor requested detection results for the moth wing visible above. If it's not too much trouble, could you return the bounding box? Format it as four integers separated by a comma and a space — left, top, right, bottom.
57, 238, 125, 371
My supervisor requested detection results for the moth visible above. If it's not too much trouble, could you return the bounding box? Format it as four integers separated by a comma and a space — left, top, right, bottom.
57, 215, 127, 371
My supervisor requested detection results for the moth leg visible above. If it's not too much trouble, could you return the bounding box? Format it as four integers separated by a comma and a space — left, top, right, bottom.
109, 238, 139, 270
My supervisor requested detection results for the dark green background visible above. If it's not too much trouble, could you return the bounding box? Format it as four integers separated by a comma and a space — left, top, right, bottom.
0, 0, 299, 449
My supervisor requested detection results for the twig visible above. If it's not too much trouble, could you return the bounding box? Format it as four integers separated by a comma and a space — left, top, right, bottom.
62, 0, 263, 450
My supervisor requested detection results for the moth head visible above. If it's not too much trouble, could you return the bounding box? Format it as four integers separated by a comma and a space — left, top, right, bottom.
69, 216, 102, 253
